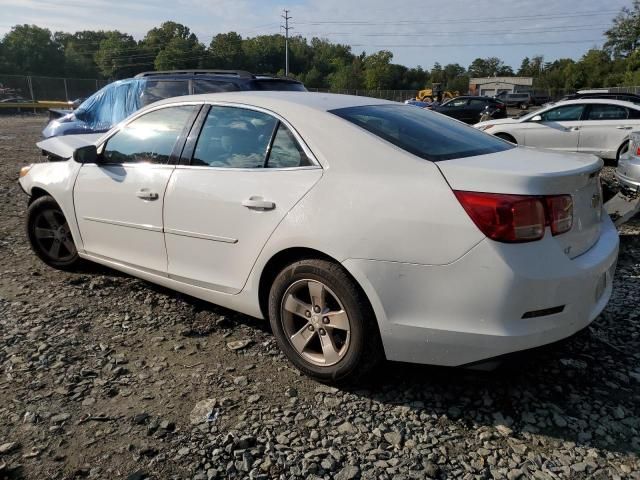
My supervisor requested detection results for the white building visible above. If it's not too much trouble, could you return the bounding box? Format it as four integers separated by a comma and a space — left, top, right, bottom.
469, 77, 533, 97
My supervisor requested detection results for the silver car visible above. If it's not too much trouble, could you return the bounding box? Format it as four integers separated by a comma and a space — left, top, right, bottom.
616, 131, 640, 194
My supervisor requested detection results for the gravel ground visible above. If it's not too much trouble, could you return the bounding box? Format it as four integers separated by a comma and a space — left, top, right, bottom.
0, 115, 639, 480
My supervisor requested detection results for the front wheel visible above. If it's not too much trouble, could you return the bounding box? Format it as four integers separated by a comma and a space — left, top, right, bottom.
26, 196, 81, 270
268, 259, 383, 383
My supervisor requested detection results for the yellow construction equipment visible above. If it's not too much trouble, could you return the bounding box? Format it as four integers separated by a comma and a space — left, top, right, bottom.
416, 83, 459, 103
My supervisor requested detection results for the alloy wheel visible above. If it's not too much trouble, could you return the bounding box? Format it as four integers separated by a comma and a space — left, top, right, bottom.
280, 279, 351, 366
33, 208, 76, 262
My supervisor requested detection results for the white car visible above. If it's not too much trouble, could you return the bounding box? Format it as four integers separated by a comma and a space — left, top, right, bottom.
19, 92, 618, 383
475, 99, 640, 162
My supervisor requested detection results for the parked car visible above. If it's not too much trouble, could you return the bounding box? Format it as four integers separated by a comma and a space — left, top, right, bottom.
497, 92, 532, 109
429, 96, 506, 124
475, 99, 640, 162
42, 70, 306, 138
404, 99, 433, 108
615, 131, 640, 194
20, 92, 618, 383
543, 91, 640, 108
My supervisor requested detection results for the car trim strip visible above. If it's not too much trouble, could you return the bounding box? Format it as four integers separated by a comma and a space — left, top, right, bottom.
164, 228, 238, 244
80, 251, 237, 294
83, 216, 163, 232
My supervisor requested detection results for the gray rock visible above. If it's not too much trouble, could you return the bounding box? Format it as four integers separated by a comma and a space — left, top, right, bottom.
335, 465, 360, 480
190, 399, 216, 425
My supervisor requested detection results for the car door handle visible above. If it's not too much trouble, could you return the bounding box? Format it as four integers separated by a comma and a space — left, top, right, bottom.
242, 196, 275, 211
136, 189, 159, 200
568, 126, 580, 131
616, 126, 633, 130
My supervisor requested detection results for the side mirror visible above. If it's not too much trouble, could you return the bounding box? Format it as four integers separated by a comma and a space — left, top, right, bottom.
530, 115, 543, 122
73, 144, 98, 163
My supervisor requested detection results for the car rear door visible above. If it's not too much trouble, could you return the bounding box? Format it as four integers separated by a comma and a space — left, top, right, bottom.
578, 103, 640, 158
523, 104, 585, 152
163, 105, 323, 294
73, 104, 200, 273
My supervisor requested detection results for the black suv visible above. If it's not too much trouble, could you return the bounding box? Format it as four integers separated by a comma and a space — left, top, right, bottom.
430, 96, 507, 124
44, 70, 306, 138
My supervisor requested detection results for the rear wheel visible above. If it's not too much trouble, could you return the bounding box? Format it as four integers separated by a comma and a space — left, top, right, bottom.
26, 196, 81, 270
268, 259, 383, 383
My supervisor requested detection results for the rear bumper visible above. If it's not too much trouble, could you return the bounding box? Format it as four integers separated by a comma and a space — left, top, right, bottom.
343, 215, 619, 366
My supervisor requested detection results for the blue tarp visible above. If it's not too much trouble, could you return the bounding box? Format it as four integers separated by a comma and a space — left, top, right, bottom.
73, 78, 147, 132
42, 78, 147, 138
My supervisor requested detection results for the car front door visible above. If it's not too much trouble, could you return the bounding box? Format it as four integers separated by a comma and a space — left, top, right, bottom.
73, 104, 200, 273
522, 104, 585, 152
163, 105, 323, 294
578, 103, 640, 158
438, 98, 469, 121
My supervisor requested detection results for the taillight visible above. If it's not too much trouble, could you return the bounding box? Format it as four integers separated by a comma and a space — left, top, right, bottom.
545, 195, 573, 235
454, 191, 573, 243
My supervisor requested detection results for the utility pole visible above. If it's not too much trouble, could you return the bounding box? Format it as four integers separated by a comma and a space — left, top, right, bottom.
281, 9, 292, 76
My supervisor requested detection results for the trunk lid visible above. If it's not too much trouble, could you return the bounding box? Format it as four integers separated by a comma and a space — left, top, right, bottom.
438, 147, 604, 258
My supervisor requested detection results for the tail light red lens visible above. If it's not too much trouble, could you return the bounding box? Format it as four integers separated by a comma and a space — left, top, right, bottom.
545, 195, 573, 235
454, 191, 573, 243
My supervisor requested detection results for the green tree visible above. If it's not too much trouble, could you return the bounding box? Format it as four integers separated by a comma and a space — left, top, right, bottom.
1, 24, 64, 75
155, 37, 206, 70
328, 58, 364, 90
605, 0, 640, 58
363, 50, 393, 89
208, 32, 244, 69
94, 32, 144, 78
468, 57, 513, 77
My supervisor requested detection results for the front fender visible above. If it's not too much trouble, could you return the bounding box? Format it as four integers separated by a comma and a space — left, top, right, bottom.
20, 161, 84, 252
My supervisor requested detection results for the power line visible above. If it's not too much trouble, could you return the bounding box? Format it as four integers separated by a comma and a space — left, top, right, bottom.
295, 9, 621, 26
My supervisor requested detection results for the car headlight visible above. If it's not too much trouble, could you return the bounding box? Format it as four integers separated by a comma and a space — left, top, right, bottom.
19, 165, 32, 178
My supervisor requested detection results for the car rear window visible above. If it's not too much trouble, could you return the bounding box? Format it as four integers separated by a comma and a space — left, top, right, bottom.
330, 104, 513, 162
253, 80, 307, 92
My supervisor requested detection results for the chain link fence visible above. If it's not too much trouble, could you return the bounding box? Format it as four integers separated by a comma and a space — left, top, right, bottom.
0, 74, 109, 102
3, 73, 640, 105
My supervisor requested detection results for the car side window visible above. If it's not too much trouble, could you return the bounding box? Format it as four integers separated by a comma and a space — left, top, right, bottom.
627, 108, 640, 119
140, 80, 190, 106
447, 99, 468, 108
102, 105, 197, 164
540, 105, 585, 122
266, 124, 312, 168
192, 106, 277, 168
468, 99, 487, 106
193, 79, 241, 94
586, 104, 629, 120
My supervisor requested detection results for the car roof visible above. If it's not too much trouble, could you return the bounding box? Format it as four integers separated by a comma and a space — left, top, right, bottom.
550, 98, 640, 109
149, 91, 395, 113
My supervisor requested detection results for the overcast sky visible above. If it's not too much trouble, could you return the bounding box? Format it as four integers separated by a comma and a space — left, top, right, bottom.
0, 0, 631, 70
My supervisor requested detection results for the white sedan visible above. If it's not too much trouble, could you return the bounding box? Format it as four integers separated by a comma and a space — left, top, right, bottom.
19, 92, 618, 383
475, 99, 640, 162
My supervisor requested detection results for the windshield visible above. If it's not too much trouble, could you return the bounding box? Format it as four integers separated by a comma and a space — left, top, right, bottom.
330, 104, 514, 162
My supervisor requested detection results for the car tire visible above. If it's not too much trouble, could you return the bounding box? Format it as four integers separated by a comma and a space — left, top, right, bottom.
495, 133, 517, 145
268, 259, 383, 384
26, 196, 82, 270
